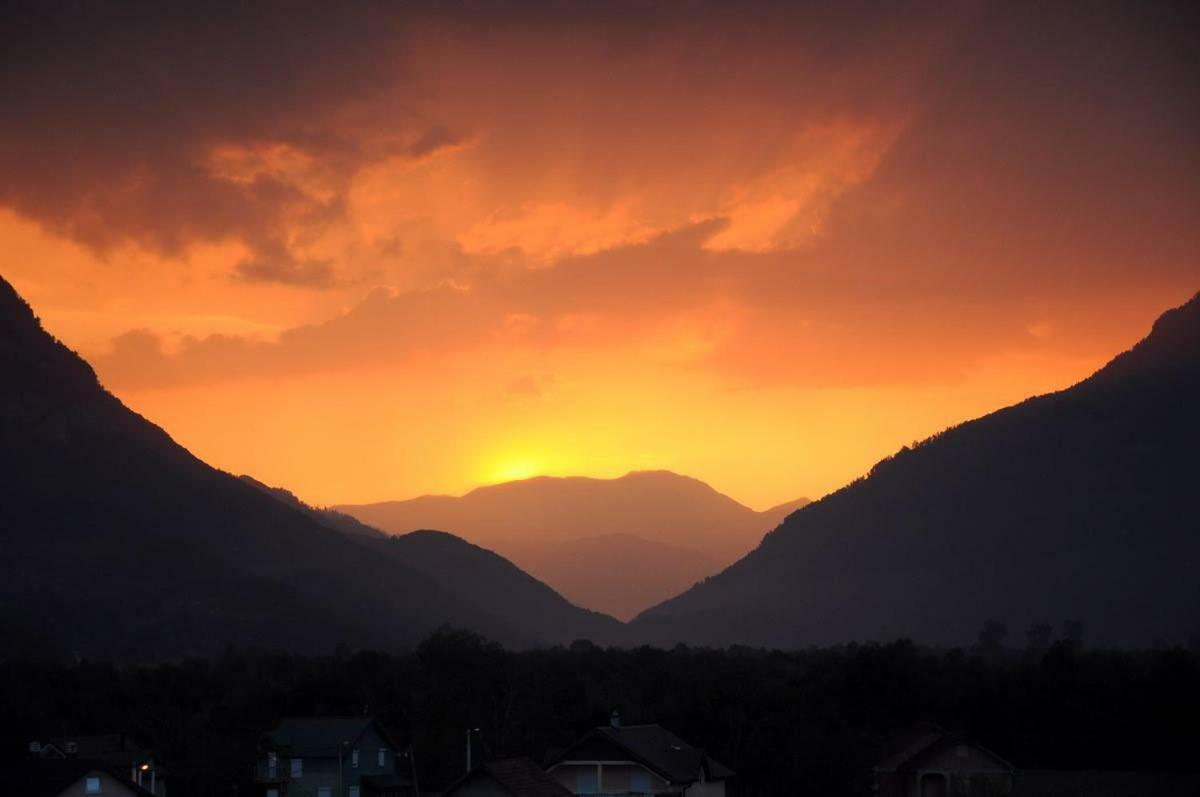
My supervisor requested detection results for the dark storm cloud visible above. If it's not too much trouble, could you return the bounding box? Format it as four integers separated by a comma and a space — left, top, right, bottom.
0, 0, 959, 287
0, 0, 416, 283
1, 0, 1196, 313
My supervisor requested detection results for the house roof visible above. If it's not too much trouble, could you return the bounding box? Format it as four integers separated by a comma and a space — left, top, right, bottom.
42, 734, 160, 771
874, 722, 947, 771
266, 717, 396, 757
551, 723, 734, 785
0, 759, 156, 797
444, 757, 573, 797
875, 723, 1013, 773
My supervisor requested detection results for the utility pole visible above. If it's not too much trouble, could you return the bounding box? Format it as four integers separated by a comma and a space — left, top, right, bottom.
338, 740, 347, 797
406, 745, 421, 797
465, 727, 480, 773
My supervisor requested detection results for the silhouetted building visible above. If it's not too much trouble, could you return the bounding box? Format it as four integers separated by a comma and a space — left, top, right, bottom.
547, 712, 733, 796
1013, 770, 1200, 796
30, 735, 166, 797
2, 757, 156, 797
873, 724, 1014, 797
255, 717, 410, 797
873, 725, 1200, 797
443, 757, 574, 797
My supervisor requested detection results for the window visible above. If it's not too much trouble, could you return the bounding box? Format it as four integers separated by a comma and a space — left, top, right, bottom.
630, 769, 653, 795
317, 788, 331, 797
378, 748, 386, 767
349, 788, 361, 797
266, 790, 279, 797
85, 775, 102, 794
576, 767, 598, 795
290, 757, 303, 777
351, 748, 359, 768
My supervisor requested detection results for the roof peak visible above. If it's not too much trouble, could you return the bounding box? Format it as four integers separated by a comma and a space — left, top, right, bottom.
597, 722, 662, 729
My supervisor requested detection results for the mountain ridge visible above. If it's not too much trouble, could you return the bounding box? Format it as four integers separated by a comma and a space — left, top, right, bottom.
632, 290, 1200, 648
336, 470, 808, 619
240, 474, 625, 643
0, 274, 614, 657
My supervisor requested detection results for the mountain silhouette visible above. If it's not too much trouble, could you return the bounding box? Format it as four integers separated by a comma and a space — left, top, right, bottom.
632, 292, 1200, 648
499, 534, 721, 622
240, 476, 624, 643
0, 275, 613, 658
336, 472, 808, 619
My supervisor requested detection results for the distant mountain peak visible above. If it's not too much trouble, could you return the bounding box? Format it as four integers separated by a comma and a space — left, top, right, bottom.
337, 470, 807, 619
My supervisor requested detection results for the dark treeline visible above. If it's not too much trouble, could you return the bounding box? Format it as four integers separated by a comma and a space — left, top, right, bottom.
3, 631, 1198, 796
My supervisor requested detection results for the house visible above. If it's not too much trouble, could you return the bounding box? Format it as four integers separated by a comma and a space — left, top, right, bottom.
442, 757, 575, 797
873, 724, 1200, 797
1013, 770, 1200, 796
256, 717, 411, 797
873, 724, 1015, 797
30, 734, 166, 797
0, 757, 157, 797
547, 712, 734, 796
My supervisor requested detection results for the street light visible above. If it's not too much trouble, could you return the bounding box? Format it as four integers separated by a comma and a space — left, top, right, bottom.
401, 745, 421, 797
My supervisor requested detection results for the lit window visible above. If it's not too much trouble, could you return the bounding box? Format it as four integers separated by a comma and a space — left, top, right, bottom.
349, 788, 361, 797
266, 790, 279, 797
351, 749, 359, 768
85, 776, 102, 794
317, 788, 332, 797
290, 757, 303, 777
378, 748, 386, 767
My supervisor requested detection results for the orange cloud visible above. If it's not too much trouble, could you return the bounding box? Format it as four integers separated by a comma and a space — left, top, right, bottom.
2, 0, 1198, 510
460, 201, 657, 264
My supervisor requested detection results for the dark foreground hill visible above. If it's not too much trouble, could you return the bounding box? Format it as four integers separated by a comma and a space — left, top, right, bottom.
337, 472, 807, 619
633, 292, 1200, 648
0, 275, 613, 658
241, 476, 624, 644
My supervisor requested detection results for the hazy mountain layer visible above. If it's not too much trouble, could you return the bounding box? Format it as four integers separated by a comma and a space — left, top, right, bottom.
337, 472, 808, 618
242, 476, 624, 642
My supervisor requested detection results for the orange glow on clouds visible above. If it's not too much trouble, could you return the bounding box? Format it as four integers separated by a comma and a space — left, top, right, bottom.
1, 2, 1197, 509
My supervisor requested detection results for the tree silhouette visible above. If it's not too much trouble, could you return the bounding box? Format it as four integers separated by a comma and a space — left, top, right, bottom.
976, 619, 1009, 655
1025, 623, 1053, 653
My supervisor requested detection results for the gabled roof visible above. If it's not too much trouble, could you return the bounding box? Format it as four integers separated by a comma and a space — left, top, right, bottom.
42, 734, 157, 770
444, 757, 574, 797
266, 717, 397, 757
875, 723, 1013, 773
551, 723, 734, 785
875, 722, 948, 770
0, 759, 156, 797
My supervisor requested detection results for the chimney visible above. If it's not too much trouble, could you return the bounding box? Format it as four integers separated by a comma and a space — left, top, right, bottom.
610, 710, 621, 729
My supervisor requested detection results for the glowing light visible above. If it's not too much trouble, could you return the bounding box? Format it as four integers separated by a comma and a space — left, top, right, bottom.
484, 457, 543, 484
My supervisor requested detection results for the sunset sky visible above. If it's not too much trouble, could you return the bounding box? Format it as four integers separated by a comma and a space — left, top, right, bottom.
2, 0, 1197, 508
